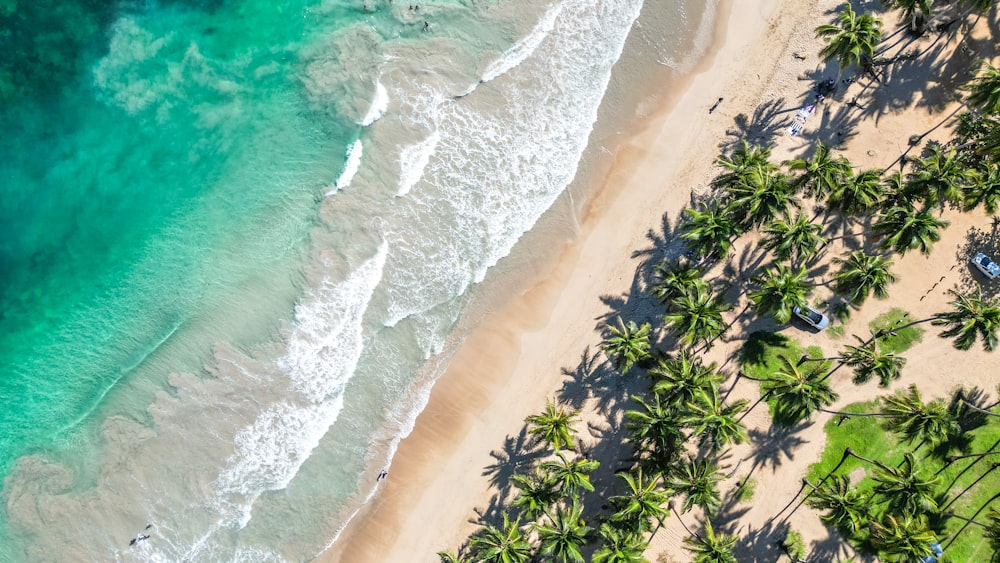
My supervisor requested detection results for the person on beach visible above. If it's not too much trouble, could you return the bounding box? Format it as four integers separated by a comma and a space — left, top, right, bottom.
709, 97, 723, 113
377, 469, 388, 481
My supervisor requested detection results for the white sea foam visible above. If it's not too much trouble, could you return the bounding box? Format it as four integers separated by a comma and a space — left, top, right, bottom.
378, 0, 644, 328
201, 243, 387, 542
361, 80, 388, 126
396, 131, 440, 197
327, 139, 363, 196
481, 2, 564, 83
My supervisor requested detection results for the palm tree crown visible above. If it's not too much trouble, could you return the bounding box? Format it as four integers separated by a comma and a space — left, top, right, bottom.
664, 284, 732, 349
526, 399, 581, 452
933, 289, 1000, 351
784, 141, 851, 199
966, 60, 1000, 116
748, 263, 812, 324
764, 356, 839, 426
833, 250, 896, 305
682, 520, 738, 563
873, 205, 949, 256
602, 319, 653, 374
816, 3, 883, 71
535, 500, 593, 563
469, 512, 533, 563
761, 214, 826, 266
842, 335, 906, 387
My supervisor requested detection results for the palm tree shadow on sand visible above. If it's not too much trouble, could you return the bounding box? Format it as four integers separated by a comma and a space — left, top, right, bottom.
722, 97, 788, 151
481, 426, 548, 492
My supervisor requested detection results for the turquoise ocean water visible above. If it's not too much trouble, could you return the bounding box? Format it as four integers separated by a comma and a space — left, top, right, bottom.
0, 0, 712, 559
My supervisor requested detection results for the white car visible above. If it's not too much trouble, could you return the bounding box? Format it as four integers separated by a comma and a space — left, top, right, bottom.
793, 305, 830, 330
972, 252, 1000, 280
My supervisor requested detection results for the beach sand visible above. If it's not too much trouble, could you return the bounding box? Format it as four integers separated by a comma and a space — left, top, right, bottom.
321, 1, 1000, 561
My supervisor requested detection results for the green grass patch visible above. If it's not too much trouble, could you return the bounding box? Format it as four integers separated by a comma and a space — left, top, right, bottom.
805, 397, 1000, 563
782, 530, 806, 560
869, 308, 923, 354
740, 331, 826, 380
733, 476, 756, 504
740, 331, 831, 426
827, 324, 845, 339
805, 401, 898, 484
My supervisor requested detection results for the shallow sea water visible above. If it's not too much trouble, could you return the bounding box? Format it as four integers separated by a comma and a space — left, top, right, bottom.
0, 0, 713, 559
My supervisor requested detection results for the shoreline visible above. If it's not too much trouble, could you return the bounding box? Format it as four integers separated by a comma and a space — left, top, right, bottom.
317, 1, 793, 560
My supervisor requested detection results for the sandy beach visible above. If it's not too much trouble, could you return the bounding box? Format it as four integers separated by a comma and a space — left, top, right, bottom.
321, 1, 1000, 561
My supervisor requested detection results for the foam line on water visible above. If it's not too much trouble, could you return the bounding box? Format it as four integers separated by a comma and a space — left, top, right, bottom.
361, 80, 388, 126
481, 2, 563, 83
396, 131, 440, 197
380, 0, 645, 327
328, 139, 363, 196
199, 242, 388, 543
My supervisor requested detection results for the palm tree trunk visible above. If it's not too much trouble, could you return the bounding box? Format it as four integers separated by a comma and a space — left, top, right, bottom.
843, 448, 895, 474
938, 437, 1000, 484
669, 502, 698, 539
941, 462, 1000, 512
817, 407, 888, 418
943, 490, 1000, 550
778, 448, 854, 522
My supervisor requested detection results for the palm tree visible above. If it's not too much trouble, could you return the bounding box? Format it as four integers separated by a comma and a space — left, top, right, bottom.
932, 288, 1000, 351
881, 384, 960, 449
535, 500, 593, 563
650, 260, 703, 306
669, 457, 724, 516
816, 3, 883, 72
602, 319, 653, 374
904, 144, 977, 210
827, 168, 886, 215
607, 469, 670, 534
526, 399, 581, 452
664, 284, 732, 349
841, 335, 906, 387
625, 394, 685, 464
726, 167, 799, 229
679, 203, 743, 259
541, 451, 600, 497
713, 140, 776, 191
649, 350, 722, 407
872, 452, 941, 516
764, 356, 839, 426
761, 214, 827, 266
682, 520, 738, 563
873, 205, 949, 256
805, 474, 873, 534
833, 250, 896, 305
962, 163, 1000, 213
592, 523, 649, 563
469, 512, 533, 563
510, 470, 562, 521
784, 141, 851, 199
681, 386, 748, 455
966, 60, 1000, 116
748, 263, 811, 324
869, 513, 939, 563
437, 550, 465, 563
881, 0, 935, 33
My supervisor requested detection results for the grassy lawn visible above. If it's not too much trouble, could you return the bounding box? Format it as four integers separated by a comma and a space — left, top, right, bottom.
740, 331, 831, 425
740, 331, 827, 380
869, 308, 924, 354
804, 397, 1000, 563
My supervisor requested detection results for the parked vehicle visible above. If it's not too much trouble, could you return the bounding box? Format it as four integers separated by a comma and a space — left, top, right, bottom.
792, 305, 830, 330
